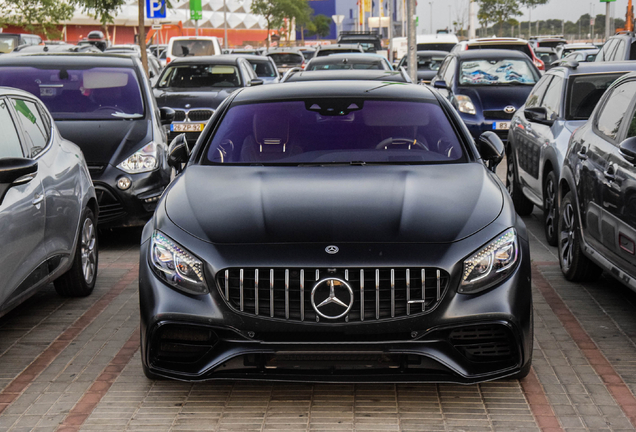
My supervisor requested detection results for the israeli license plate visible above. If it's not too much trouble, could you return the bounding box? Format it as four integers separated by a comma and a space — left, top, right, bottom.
493, 122, 511, 130
171, 123, 204, 132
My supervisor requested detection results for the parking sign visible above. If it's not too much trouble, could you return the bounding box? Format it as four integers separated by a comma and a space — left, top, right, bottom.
146, 0, 166, 19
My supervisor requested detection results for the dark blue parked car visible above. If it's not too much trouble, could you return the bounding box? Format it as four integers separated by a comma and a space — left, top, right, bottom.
430, 49, 541, 143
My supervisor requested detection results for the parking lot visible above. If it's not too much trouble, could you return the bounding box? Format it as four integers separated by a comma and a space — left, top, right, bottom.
3, 169, 636, 432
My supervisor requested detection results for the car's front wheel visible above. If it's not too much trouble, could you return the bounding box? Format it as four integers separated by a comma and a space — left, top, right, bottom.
506, 147, 534, 216
558, 192, 602, 282
543, 171, 558, 246
54, 208, 98, 297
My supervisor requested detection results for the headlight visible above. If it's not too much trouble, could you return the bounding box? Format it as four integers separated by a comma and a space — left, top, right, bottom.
150, 231, 208, 294
456, 95, 477, 115
459, 228, 518, 294
117, 142, 158, 174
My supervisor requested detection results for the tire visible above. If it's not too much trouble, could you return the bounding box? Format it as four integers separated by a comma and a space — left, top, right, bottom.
558, 192, 602, 282
54, 208, 98, 297
543, 171, 558, 246
506, 148, 534, 216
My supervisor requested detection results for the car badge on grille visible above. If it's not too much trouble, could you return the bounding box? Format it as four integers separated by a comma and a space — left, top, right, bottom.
185, 104, 191, 109
325, 245, 339, 254
504, 106, 516, 114
311, 278, 354, 319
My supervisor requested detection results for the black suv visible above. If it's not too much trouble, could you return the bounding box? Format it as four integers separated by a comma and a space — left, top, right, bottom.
559, 72, 636, 290
595, 32, 636, 62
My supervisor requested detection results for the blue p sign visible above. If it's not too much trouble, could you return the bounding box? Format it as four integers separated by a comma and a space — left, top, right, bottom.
146, 0, 166, 19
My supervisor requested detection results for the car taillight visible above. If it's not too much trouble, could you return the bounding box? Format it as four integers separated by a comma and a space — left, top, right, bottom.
301, 61, 306, 70
533, 57, 544, 70
166, 57, 171, 64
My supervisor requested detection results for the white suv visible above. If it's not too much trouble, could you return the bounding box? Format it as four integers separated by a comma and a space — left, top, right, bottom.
166, 36, 222, 65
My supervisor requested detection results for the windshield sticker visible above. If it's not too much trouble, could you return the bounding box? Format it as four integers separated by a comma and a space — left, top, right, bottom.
14, 99, 37, 124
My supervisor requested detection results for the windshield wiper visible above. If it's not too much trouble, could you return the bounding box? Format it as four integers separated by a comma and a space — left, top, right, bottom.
111, 112, 143, 119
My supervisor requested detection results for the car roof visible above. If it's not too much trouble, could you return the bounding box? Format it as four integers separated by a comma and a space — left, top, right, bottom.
563, 43, 596, 48
535, 47, 557, 53
0, 86, 47, 99
550, 61, 636, 77
317, 44, 361, 50
467, 37, 529, 44
0, 52, 136, 68
309, 53, 386, 63
236, 54, 272, 61
232, 80, 436, 104
168, 54, 244, 65
415, 50, 450, 56
283, 70, 409, 83
453, 49, 532, 60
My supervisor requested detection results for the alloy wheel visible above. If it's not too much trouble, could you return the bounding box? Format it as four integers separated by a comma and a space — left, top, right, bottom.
559, 202, 575, 271
544, 176, 556, 240
81, 218, 97, 284
506, 156, 515, 195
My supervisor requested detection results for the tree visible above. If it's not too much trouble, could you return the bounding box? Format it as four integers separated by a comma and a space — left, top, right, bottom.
251, 0, 287, 48
477, 0, 521, 36
308, 14, 331, 39
74, 0, 127, 26
519, 0, 549, 36
0, 0, 74, 38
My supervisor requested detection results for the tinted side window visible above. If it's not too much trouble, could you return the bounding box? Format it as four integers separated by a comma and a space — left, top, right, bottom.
443, 58, 457, 85
613, 40, 627, 61
596, 81, 636, 141
0, 99, 23, 158
598, 39, 617, 62
541, 76, 564, 120
525, 75, 552, 109
12, 98, 49, 157
630, 42, 636, 61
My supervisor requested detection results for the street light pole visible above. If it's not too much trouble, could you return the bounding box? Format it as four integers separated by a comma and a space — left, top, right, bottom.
429, 2, 433, 34
224, 0, 228, 49
407, 0, 417, 82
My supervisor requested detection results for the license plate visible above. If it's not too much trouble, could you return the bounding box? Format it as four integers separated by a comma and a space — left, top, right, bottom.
493, 122, 511, 131
171, 123, 204, 132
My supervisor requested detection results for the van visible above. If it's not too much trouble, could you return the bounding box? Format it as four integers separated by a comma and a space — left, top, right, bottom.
391, 33, 458, 62
0, 33, 42, 53
166, 36, 221, 65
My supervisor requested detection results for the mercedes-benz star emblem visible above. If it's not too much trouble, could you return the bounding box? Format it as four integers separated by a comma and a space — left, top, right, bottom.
311, 278, 354, 319
325, 245, 339, 254
504, 106, 516, 114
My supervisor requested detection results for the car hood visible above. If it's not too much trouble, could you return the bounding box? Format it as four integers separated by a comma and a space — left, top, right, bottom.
55, 119, 151, 165
153, 88, 237, 109
165, 163, 504, 244
457, 85, 534, 113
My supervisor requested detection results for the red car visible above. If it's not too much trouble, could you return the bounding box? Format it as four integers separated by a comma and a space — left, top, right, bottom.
452, 38, 545, 71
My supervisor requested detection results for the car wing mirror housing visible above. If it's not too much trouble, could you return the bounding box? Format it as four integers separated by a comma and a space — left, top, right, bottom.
167, 134, 190, 171
478, 131, 505, 172
249, 78, 264, 87
0, 158, 38, 206
433, 79, 449, 90
619, 136, 636, 164
159, 107, 175, 126
524, 106, 553, 125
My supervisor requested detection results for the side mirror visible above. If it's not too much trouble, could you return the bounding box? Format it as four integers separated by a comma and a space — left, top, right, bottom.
433, 80, 449, 90
619, 136, 636, 164
159, 107, 175, 126
0, 158, 38, 205
167, 134, 189, 170
249, 78, 264, 87
478, 131, 505, 171
525, 106, 553, 125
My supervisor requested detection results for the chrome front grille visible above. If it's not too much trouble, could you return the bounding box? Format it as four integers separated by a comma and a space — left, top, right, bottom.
173, 110, 186, 122
170, 109, 213, 123
217, 267, 449, 323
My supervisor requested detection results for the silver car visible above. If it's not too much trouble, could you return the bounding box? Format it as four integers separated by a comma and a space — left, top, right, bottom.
0, 87, 98, 317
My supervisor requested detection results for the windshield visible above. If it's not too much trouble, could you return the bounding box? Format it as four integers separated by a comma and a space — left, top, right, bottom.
248, 60, 277, 78
403, 55, 445, 71
459, 59, 538, 85
158, 64, 241, 88
537, 52, 558, 65
307, 60, 386, 70
566, 73, 625, 120
0, 35, 18, 53
0, 66, 144, 120
268, 53, 304, 65
316, 49, 361, 57
417, 43, 456, 52
203, 99, 464, 165
562, 47, 593, 57
172, 39, 216, 57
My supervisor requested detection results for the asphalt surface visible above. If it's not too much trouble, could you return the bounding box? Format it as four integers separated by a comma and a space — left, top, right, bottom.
3, 163, 636, 431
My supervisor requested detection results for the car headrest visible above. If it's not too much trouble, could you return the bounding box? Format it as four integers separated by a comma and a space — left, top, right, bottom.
253, 110, 289, 152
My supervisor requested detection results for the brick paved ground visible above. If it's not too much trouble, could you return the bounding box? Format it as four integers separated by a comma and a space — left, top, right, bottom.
4, 199, 636, 430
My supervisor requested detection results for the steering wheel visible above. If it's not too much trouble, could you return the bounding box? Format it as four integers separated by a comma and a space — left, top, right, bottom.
436, 137, 456, 158
212, 139, 234, 163
375, 137, 429, 150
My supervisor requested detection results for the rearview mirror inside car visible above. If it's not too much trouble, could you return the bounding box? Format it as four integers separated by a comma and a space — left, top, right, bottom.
619, 136, 636, 164
0, 158, 38, 206
167, 134, 189, 171
478, 131, 504, 172
159, 107, 175, 126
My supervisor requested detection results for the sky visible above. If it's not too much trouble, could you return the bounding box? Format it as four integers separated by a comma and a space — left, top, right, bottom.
415, 0, 630, 35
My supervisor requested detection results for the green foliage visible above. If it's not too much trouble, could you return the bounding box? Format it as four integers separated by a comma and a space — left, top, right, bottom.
251, 0, 311, 46
307, 14, 331, 39
0, 0, 74, 38
519, 0, 549, 8
478, 0, 522, 34
73, 0, 127, 26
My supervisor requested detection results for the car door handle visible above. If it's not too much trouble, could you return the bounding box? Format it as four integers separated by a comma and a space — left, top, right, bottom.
577, 148, 588, 160
604, 167, 616, 182
32, 193, 44, 206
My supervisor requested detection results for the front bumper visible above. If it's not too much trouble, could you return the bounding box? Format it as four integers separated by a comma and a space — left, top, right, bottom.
139, 233, 532, 383
462, 119, 511, 143
91, 164, 171, 228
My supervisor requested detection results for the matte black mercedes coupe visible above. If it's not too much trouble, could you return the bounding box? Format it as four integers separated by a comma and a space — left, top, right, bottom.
139, 81, 533, 383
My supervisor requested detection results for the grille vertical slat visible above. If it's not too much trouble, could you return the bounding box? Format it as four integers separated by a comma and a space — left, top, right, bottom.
219, 267, 449, 323
285, 269, 290, 320
300, 270, 305, 322
406, 269, 410, 316
254, 269, 259, 316
360, 269, 364, 322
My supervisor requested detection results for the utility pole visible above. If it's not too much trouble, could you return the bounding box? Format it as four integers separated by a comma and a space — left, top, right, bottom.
429, 2, 433, 34
224, 0, 228, 49
605, 1, 611, 41
138, 0, 148, 76
528, 7, 532, 38
407, 0, 417, 82
388, 0, 393, 62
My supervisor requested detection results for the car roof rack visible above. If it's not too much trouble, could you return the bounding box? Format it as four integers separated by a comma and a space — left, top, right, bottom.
615, 31, 636, 37
398, 66, 413, 83
280, 67, 302, 83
